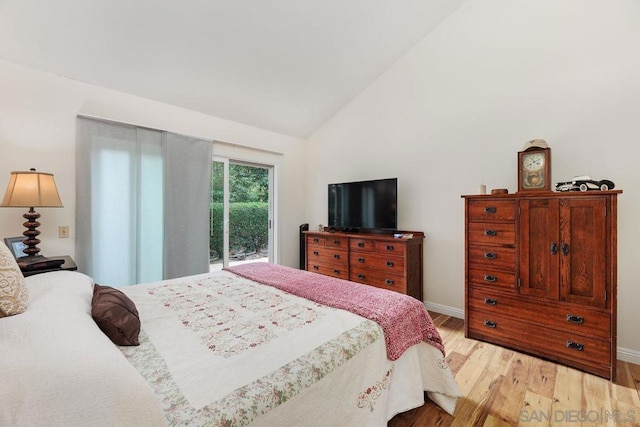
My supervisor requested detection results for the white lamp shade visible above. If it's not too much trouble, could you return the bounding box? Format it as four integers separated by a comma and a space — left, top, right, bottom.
1, 170, 63, 208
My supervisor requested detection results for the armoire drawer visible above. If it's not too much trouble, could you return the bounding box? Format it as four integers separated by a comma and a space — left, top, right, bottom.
467, 312, 611, 372
468, 200, 516, 222
468, 287, 611, 339
468, 267, 515, 289
468, 245, 516, 271
467, 222, 516, 246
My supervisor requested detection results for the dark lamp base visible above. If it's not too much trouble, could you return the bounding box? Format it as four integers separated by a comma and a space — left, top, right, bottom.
22, 207, 42, 256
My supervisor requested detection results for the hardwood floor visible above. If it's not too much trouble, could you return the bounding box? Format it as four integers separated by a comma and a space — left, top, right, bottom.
389, 312, 640, 426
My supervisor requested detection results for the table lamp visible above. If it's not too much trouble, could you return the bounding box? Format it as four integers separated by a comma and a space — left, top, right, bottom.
1, 168, 64, 267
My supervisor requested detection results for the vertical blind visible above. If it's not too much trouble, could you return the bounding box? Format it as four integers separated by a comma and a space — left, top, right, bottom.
76, 117, 212, 286
163, 133, 213, 280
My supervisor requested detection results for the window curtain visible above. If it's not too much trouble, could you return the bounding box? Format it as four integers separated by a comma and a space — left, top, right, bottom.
76, 117, 212, 286
163, 133, 213, 280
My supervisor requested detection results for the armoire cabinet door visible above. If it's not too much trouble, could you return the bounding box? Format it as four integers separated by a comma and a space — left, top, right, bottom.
559, 198, 608, 308
518, 198, 560, 300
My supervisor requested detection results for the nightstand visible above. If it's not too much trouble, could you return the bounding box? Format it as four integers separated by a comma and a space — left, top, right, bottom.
21, 256, 78, 277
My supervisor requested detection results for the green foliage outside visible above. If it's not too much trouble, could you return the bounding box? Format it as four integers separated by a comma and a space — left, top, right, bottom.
211, 162, 268, 203
210, 202, 268, 259
210, 163, 269, 260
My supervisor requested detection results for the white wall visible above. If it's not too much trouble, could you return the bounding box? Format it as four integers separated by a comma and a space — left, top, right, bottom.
0, 60, 308, 269
306, 0, 640, 358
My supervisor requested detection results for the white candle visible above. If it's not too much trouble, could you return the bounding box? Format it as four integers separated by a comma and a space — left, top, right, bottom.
478, 184, 487, 195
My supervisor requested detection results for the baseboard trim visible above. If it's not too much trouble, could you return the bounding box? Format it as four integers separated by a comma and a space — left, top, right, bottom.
423, 301, 463, 319
618, 346, 640, 365
424, 301, 640, 366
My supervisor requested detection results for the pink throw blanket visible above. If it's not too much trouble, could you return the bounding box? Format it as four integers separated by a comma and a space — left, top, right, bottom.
224, 263, 445, 360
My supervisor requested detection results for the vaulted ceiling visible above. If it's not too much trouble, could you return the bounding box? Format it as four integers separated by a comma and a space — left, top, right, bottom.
0, 0, 466, 138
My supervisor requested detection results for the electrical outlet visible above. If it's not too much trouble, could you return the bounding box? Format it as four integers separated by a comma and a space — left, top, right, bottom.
58, 226, 69, 238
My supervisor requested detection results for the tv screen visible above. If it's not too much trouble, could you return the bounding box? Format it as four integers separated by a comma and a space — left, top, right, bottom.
328, 178, 397, 233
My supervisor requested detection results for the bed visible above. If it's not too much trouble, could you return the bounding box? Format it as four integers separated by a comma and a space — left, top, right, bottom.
0, 262, 460, 426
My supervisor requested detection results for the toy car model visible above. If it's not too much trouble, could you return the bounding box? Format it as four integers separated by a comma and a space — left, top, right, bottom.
555, 175, 615, 192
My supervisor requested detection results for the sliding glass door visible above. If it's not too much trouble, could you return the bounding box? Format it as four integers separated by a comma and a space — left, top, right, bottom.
210, 157, 273, 270
210, 158, 228, 270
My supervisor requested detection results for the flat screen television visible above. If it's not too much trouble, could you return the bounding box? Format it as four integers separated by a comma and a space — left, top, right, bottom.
328, 178, 397, 234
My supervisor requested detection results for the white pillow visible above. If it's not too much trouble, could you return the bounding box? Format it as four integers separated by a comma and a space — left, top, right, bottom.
0, 241, 29, 317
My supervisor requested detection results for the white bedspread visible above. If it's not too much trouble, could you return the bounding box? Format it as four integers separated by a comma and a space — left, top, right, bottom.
0, 271, 165, 427
121, 270, 460, 426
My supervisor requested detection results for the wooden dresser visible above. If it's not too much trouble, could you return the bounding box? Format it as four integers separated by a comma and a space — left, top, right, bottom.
462, 191, 620, 380
304, 230, 424, 300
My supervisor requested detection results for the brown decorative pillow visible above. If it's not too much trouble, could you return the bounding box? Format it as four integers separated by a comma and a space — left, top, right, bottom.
91, 284, 140, 346
0, 242, 29, 317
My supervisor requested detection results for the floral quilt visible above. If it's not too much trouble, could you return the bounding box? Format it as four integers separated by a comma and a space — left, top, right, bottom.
120, 270, 460, 426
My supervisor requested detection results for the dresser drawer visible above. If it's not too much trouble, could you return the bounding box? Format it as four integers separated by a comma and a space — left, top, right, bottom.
350, 238, 374, 252
307, 235, 325, 246
374, 241, 406, 256
468, 245, 516, 271
468, 287, 611, 339
306, 247, 348, 266
468, 267, 515, 289
350, 252, 405, 274
468, 222, 515, 246
468, 200, 516, 222
307, 263, 348, 280
325, 236, 348, 248
467, 312, 611, 372
350, 268, 407, 294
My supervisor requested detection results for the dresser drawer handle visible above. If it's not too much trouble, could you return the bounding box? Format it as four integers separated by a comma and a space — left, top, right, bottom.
313, 238, 319, 243
386, 245, 394, 251
484, 230, 498, 237
484, 298, 497, 306
484, 275, 497, 283
484, 320, 497, 328
333, 269, 340, 274
566, 341, 584, 351
333, 240, 340, 245
313, 265, 319, 270
484, 252, 497, 259
386, 261, 394, 267
357, 257, 365, 263
358, 242, 365, 248
385, 279, 394, 285
333, 254, 341, 259
484, 206, 497, 213
357, 273, 365, 279
313, 251, 319, 256
566, 314, 584, 324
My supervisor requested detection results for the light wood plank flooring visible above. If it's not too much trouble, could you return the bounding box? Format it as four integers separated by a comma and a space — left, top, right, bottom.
389, 312, 640, 426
